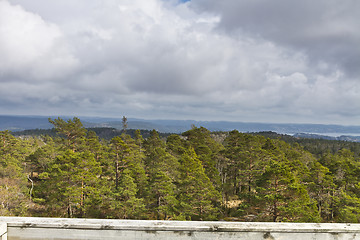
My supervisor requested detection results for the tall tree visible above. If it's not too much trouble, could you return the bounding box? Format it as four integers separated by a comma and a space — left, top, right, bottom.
256, 158, 319, 222
39, 150, 101, 217
221, 130, 266, 212
147, 171, 178, 220
177, 148, 221, 220
110, 136, 129, 190
182, 127, 223, 188
122, 116, 128, 134
110, 169, 145, 219
48, 117, 87, 152
306, 161, 335, 221
0, 131, 31, 216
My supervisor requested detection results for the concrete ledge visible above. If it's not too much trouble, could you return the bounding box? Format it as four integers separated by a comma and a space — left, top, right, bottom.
1, 217, 360, 240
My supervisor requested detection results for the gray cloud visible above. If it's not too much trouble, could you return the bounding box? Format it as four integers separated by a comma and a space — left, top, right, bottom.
191, 0, 360, 78
0, 0, 359, 125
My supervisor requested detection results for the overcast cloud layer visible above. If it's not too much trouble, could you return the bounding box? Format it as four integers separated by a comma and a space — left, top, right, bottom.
0, 0, 359, 125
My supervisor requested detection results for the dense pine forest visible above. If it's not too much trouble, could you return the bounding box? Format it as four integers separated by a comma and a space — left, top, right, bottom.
2, 117, 360, 223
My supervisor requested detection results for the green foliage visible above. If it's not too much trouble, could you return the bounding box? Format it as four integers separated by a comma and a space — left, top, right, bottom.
48, 117, 87, 152
339, 184, 360, 223
3, 118, 360, 223
306, 162, 335, 221
0, 131, 35, 215
177, 149, 221, 220
256, 159, 319, 222
182, 127, 223, 189
110, 169, 145, 219
147, 171, 178, 220
39, 150, 101, 217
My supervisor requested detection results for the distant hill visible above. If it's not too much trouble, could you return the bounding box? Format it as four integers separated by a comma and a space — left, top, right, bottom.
1, 115, 360, 140
254, 131, 360, 156
0, 115, 52, 131
292, 133, 360, 142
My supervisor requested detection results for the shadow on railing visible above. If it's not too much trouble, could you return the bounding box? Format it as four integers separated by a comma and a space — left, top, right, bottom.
0, 223, 7, 240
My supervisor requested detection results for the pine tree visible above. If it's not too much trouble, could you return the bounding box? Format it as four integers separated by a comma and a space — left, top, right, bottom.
177, 148, 221, 220
110, 169, 145, 219
48, 117, 87, 152
110, 136, 129, 190
0, 131, 32, 215
39, 150, 101, 217
307, 161, 335, 220
182, 127, 222, 188
256, 158, 319, 222
148, 171, 178, 220
339, 183, 360, 223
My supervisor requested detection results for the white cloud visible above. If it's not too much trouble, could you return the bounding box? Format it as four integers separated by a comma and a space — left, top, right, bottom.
0, 1, 78, 81
0, 0, 359, 125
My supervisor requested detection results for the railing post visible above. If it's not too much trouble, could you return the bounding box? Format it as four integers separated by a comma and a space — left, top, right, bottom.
0, 223, 7, 240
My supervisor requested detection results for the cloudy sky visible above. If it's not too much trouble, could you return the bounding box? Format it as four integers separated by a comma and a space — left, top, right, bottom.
1, 0, 359, 125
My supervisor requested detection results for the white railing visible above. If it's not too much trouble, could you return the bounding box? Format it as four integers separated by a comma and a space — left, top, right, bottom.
0, 223, 7, 240
1, 217, 360, 240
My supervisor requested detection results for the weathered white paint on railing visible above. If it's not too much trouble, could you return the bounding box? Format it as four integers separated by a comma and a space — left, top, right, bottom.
0, 222, 7, 240
1, 217, 360, 240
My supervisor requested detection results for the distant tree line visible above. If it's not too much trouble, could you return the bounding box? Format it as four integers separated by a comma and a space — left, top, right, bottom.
1, 117, 360, 222
11, 127, 172, 140
254, 131, 360, 158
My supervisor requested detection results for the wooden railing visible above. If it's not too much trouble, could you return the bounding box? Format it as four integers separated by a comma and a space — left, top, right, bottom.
0, 222, 7, 240
1, 217, 360, 240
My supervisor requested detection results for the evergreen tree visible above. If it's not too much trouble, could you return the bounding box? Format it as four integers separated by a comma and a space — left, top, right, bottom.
0, 131, 32, 215
307, 161, 335, 221
48, 117, 87, 152
148, 171, 178, 220
39, 150, 101, 217
177, 149, 221, 220
110, 169, 145, 219
122, 116, 128, 134
221, 130, 266, 217
110, 136, 129, 190
182, 127, 222, 188
256, 159, 319, 222
339, 183, 360, 223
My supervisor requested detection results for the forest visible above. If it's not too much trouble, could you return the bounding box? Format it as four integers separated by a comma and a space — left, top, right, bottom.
2, 117, 360, 223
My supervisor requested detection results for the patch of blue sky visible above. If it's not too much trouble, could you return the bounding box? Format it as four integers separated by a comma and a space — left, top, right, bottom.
164, 0, 190, 3
162, 0, 190, 5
